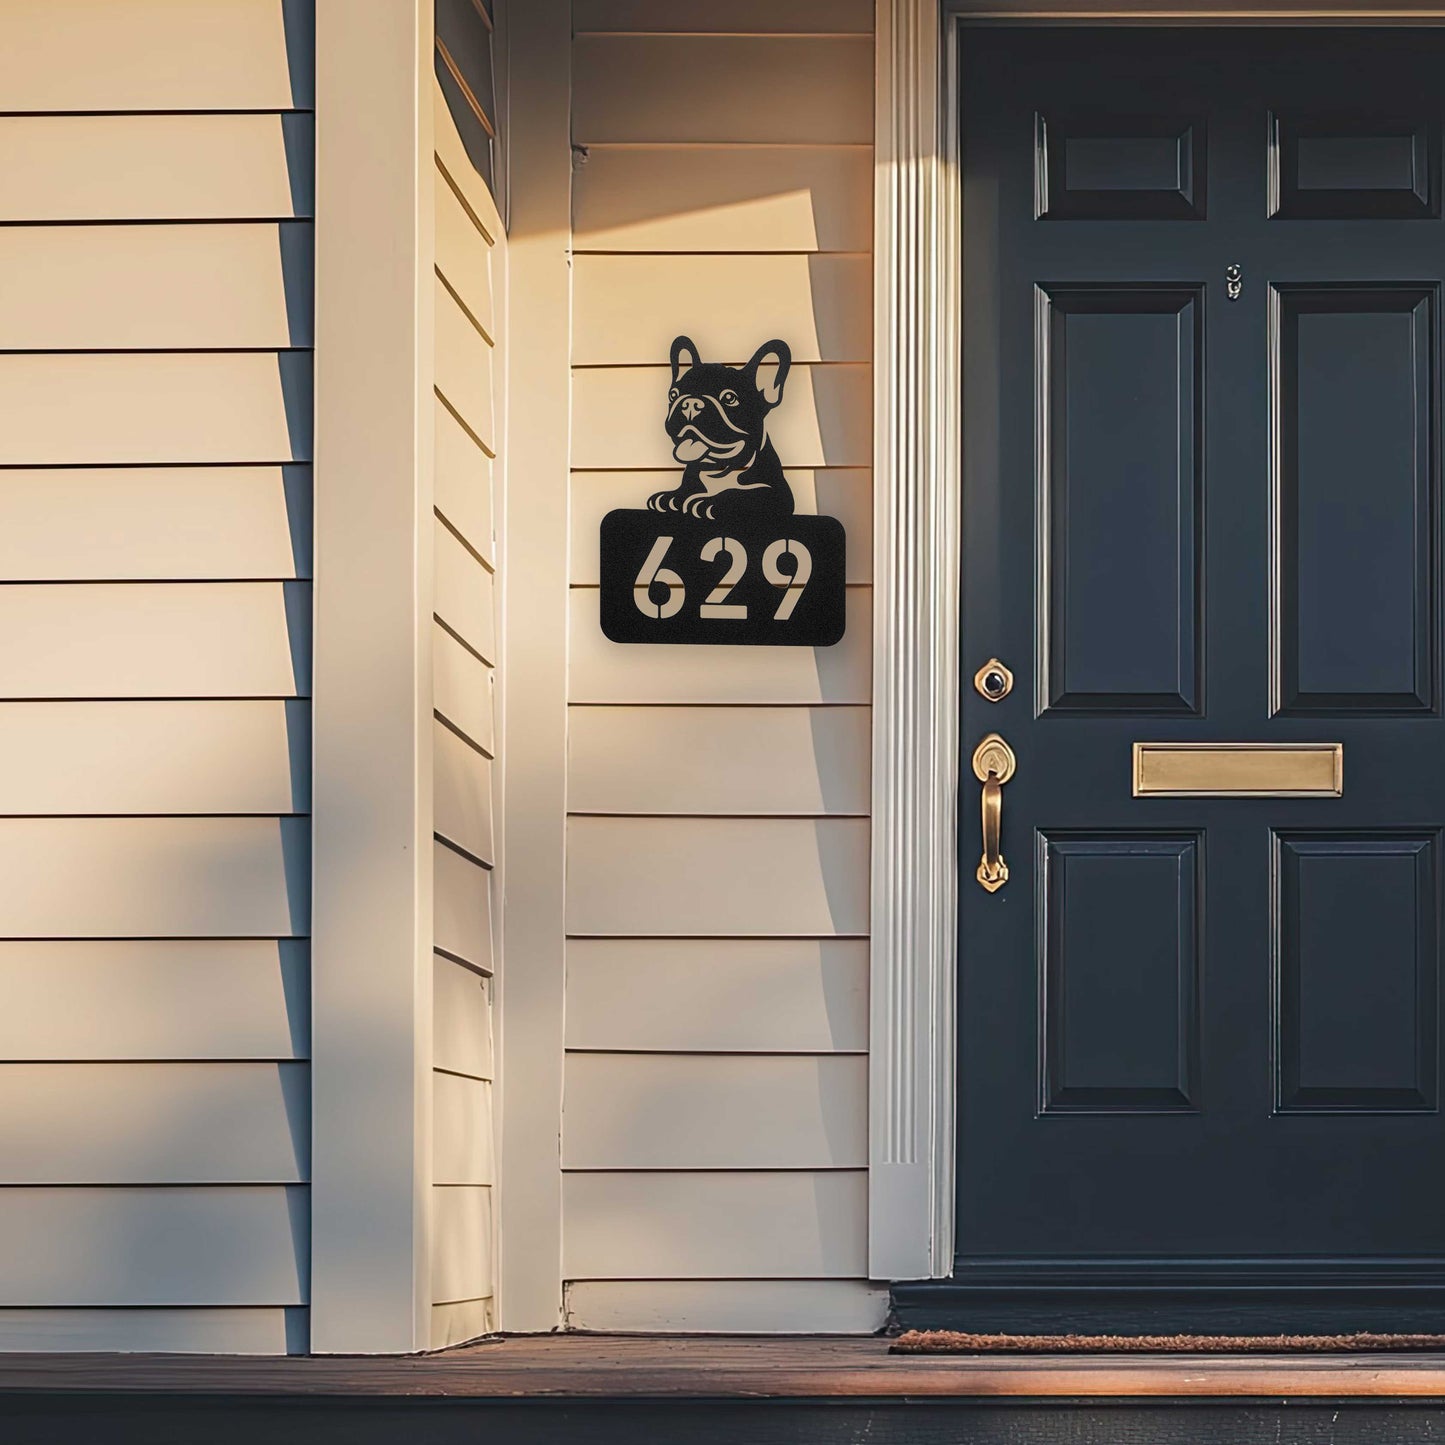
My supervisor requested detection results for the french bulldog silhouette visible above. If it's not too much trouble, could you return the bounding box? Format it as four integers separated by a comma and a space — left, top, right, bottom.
647, 335, 796, 524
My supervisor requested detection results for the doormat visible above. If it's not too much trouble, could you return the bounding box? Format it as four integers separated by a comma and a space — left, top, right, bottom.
891, 1330, 1445, 1354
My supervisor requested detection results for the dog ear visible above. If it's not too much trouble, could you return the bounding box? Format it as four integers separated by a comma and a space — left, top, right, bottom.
745, 339, 792, 408
671, 335, 702, 384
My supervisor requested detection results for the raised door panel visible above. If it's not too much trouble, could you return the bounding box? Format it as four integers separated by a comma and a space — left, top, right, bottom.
1274, 831, 1440, 1113
1037, 114, 1205, 220
1041, 833, 1201, 1114
1040, 286, 1202, 713
1270, 114, 1439, 219
1272, 285, 1438, 714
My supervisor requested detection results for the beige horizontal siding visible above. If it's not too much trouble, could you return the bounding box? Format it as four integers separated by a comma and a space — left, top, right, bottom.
435, 840, 492, 973
565, 939, 867, 1054
574, 254, 870, 366
0, 1, 311, 112
570, 471, 871, 584
433, 958, 492, 1081
0, 941, 306, 1062
436, 176, 495, 340
574, 0, 874, 33
0, 702, 305, 815
435, 278, 495, 451
568, 705, 869, 815
572, 364, 869, 469
0, 467, 309, 582
574, 145, 872, 254
0, 1186, 306, 1306
435, 522, 496, 665
0, 352, 310, 466
569, 587, 871, 704
0, 114, 311, 223
436, 400, 494, 564
434, 624, 494, 757
564, 1280, 888, 1335
434, 1074, 494, 1186
432, 1185, 493, 1305
0, 1307, 302, 1354
0, 224, 311, 352
0, 1063, 306, 1184
0, 817, 307, 938
0, 582, 307, 699
562, 1171, 867, 1279
433, 85, 502, 246
435, 720, 494, 867
563, 1054, 867, 1170
566, 816, 869, 937
574, 37, 873, 144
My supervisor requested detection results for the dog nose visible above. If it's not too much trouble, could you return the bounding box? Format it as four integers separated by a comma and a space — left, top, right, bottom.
680, 398, 704, 420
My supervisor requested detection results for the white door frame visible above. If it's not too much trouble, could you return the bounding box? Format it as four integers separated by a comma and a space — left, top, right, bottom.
868, 0, 1445, 1282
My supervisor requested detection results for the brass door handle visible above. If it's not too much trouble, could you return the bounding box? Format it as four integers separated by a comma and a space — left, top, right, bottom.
971, 733, 1017, 893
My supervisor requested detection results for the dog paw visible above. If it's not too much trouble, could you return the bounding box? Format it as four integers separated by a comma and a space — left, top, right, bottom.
682, 494, 715, 520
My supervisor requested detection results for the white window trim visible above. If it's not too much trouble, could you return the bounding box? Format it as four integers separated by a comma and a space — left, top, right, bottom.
868, 0, 1445, 1283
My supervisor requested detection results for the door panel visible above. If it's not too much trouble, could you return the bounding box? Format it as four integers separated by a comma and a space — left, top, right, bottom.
1041, 285, 1202, 713
942, 27, 1445, 1332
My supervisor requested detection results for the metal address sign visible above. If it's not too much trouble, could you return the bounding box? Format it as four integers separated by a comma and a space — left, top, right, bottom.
599, 335, 847, 647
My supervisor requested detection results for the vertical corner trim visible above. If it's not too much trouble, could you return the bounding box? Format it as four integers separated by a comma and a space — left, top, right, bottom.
869, 0, 959, 1282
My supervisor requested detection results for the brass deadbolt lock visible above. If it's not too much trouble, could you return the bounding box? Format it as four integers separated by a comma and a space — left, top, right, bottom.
974, 657, 1014, 702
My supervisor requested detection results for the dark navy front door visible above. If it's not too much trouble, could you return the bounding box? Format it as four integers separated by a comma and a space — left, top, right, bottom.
952, 27, 1445, 1331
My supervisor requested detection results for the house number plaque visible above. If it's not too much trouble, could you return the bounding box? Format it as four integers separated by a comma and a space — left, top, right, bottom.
599, 335, 847, 648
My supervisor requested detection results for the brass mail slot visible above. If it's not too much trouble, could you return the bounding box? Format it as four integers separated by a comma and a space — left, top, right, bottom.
1132, 742, 1343, 798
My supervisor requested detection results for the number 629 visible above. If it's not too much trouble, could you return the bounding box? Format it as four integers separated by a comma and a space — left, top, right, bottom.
633, 534, 814, 622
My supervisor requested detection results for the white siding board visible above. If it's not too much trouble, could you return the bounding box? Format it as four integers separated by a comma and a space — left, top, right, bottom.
0, 224, 310, 352
436, 177, 495, 340
0, 114, 311, 223
0, 467, 309, 582
0, 1063, 307, 1185
563, 1054, 866, 1170
433, 958, 492, 1081
565, 1280, 888, 1335
0, 940, 306, 1062
0, 1186, 306, 1306
574, 255, 870, 366
572, 364, 869, 469
562, 1170, 867, 1279
0, 702, 306, 815
434, 840, 493, 973
571, 471, 871, 584
574, 145, 873, 254
431, 1185, 494, 1305
435, 278, 495, 450
0, 1, 311, 112
0, 817, 307, 939
434, 624, 494, 758
0, 353, 309, 467
566, 817, 869, 936
574, 37, 873, 145
0, 1307, 300, 1354
565, 938, 867, 1054
574, 0, 874, 33
568, 705, 869, 815
569, 587, 870, 704
434, 1073, 495, 1186
435, 720, 494, 867
436, 399, 494, 563
435, 522, 496, 665
0, 582, 307, 699
430, 1297, 493, 1348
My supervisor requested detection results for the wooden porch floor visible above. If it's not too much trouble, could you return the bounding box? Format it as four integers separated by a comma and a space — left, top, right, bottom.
3, 1333, 1445, 1398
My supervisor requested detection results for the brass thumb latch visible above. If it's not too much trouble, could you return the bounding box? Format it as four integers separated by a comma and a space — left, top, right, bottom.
971, 733, 1016, 894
